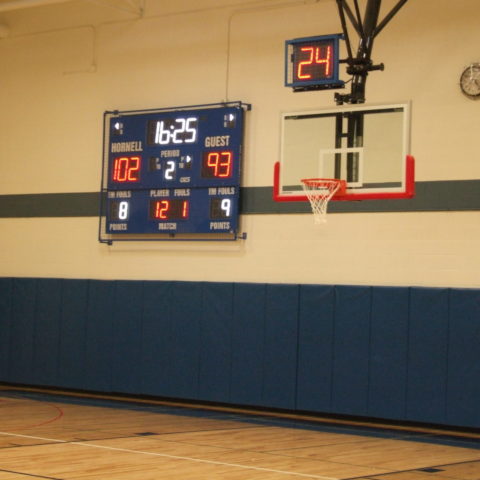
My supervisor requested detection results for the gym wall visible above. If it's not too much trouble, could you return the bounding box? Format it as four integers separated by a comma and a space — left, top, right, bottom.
0, 0, 479, 429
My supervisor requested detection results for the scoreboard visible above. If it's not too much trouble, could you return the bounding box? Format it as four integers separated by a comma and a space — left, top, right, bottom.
99, 102, 249, 242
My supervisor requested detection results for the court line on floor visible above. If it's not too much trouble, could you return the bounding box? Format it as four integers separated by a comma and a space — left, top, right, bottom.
0, 468, 61, 480
0, 431, 337, 480
0, 397, 64, 429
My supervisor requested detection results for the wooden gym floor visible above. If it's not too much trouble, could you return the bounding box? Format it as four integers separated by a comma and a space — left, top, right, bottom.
0, 387, 478, 480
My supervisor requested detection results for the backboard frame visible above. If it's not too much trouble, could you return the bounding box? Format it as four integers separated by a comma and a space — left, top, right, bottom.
274, 102, 414, 202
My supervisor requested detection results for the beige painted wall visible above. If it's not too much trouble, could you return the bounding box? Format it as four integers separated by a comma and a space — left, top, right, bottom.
0, 0, 479, 287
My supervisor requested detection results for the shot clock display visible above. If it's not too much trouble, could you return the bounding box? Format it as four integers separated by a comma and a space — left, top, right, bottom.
100, 102, 249, 241
285, 34, 344, 91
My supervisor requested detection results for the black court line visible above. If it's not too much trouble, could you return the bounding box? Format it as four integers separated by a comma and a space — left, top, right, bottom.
0, 469, 62, 480
0, 442, 61, 450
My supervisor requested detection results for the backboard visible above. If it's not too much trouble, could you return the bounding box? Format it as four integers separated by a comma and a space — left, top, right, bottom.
274, 103, 414, 201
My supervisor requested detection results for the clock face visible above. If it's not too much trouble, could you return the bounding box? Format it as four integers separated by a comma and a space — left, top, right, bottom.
460, 63, 480, 98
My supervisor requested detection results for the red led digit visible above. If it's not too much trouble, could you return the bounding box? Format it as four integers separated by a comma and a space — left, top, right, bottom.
297, 46, 314, 79
296, 44, 332, 80
316, 45, 331, 76
127, 156, 140, 181
181, 200, 189, 218
207, 152, 220, 176
112, 156, 141, 182
206, 151, 232, 177
154, 200, 169, 219
150, 199, 189, 220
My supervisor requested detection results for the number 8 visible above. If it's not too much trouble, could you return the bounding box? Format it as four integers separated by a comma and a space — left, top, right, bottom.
118, 201, 129, 220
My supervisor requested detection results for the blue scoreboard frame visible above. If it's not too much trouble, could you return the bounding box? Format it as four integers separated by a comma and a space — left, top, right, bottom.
99, 102, 250, 243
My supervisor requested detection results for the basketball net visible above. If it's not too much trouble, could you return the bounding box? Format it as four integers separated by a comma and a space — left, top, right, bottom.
301, 178, 346, 224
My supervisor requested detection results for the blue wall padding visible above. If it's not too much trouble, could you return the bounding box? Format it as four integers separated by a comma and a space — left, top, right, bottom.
111, 281, 144, 394
168, 281, 202, 399
296, 285, 335, 412
198, 282, 233, 403
368, 287, 409, 420
141, 281, 173, 396
33, 278, 62, 386
0, 278, 12, 380
263, 284, 299, 409
0, 277, 480, 429
58, 279, 89, 390
230, 283, 266, 406
84, 280, 115, 391
407, 288, 449, 424
9, 278, 37, 384
446, 289, 480, 427
332, 286, 371, 415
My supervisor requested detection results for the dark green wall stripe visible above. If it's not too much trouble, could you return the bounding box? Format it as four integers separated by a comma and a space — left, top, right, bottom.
0, 193, 100, 218
0, 180, 478, 217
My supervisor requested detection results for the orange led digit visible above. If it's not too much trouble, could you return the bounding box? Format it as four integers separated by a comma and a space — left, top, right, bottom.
315, 45, 332, 76
218, 151, 232, 177
181, 200, 189, 218
156, 200, 169, 219
207, 152, 220, 177
297, 46, 315, 79
112, 156, 141, 183
202, 151, 233, 178
149, 199, 190, 221
296, 45, 332, 81
127, 156, 141, 181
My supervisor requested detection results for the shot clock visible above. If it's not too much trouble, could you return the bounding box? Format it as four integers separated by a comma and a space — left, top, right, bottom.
285, 34, 344, 91
99, 102, 250, 242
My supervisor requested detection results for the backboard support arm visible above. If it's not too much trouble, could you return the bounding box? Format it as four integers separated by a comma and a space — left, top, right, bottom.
335, 0, 409, 105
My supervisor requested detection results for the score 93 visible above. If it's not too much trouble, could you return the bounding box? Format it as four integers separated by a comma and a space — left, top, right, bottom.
202, 151, 233, 178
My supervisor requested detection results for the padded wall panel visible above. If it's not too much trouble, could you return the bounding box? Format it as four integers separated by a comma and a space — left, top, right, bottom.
0, 278, 12, 381
230, 283, 265, 406
407, 288, 449, 424
198, 282, 233, 403
141, 281, 174, 397
111, 281, 144, 394
32, 279, 62, 386
168, 281, 202, 400
296, 285, 335, 413
368, 287, 409, 420
262, 284, 299, 409
9, 278, 37, 384
332, 286, 371, 416
84, 280, 115, 392
2, 277, 480, 430
58, 279, 89, 389
446, 289, 480, 428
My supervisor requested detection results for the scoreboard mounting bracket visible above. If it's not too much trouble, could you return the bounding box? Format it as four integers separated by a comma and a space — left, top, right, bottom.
99, 101, 250, 243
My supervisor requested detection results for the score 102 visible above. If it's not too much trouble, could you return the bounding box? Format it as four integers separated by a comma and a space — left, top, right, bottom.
110, 150, 234, 184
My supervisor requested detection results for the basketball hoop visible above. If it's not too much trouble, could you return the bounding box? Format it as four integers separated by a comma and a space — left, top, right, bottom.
301, 178, 347, 224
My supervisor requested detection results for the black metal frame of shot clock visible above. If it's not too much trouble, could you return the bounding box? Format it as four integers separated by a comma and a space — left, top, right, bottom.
286, 0, 409, 104
334, 0, 409, 105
